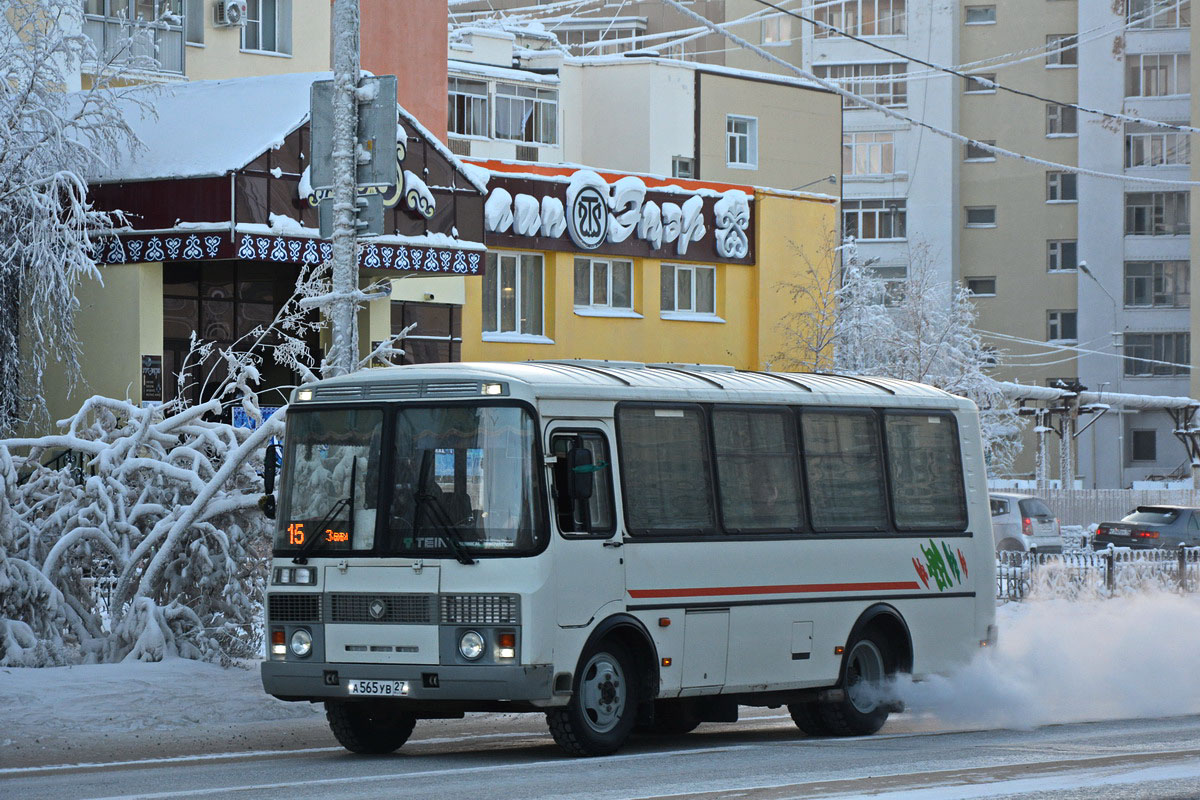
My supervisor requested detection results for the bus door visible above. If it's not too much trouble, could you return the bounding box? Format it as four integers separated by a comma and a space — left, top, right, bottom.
546, 423, 623, 627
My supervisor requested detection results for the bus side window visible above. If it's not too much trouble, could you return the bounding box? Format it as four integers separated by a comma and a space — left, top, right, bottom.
550, 431, 615, 535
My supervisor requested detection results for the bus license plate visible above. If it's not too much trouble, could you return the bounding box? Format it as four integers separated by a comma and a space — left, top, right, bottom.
346, 679, 409, 697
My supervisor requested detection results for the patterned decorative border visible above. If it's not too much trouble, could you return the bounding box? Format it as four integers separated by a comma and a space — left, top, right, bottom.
93, 232, 484, 275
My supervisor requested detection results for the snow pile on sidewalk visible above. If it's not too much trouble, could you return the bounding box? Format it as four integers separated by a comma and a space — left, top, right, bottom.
898, 592, 1200, 728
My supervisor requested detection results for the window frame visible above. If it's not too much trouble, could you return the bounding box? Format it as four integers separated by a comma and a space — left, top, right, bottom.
966, 276, 996, 296
1047, 239, 1078, 272
1122, 332, 1191, 376
660, 263, 719, 320
494, 83, 558, 146
1046, 171, 1078, 202
813, 0, 908, 37
1123, 260, 1190, 308
843, 199, 907, 241
843, 131, 897, 176
448, 77, 489, 139
481, 251, 547, 340
1127, 0, 1191, 29
1046, 104, 1078, 136
963, 72, 997, 94
1045, 33, 1078, 68
1047, 309, 1078, 342
550, 428, 618, 539
726, 114, 759, 169
964, 139, 995, 162
1124, 124, 1190, 168
1125, 53, 1190, 98
964, 5, 996, 24
883, 410, 968, 532
1125, 192, 1191, 236
242, 0, 291, 55
711, 405, 808, 535
574, 256, 637, 315
965, 206, 997, 228
814, 62, 908, 108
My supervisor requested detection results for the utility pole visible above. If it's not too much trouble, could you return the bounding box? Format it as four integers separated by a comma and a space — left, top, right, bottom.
327, 0, 360, 377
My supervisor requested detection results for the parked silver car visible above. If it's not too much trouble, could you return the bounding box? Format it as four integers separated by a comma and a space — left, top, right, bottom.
1093, 506, 1200, 550
989, 493, 1064, 553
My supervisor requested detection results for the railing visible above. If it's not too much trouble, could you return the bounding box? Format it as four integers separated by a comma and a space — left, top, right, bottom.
997, 547, 1200, 601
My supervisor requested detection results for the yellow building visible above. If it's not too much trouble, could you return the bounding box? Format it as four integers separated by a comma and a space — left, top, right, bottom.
458, 160, 838, 369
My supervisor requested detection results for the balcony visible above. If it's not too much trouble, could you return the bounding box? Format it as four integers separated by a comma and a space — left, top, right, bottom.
83, 3, 184, 76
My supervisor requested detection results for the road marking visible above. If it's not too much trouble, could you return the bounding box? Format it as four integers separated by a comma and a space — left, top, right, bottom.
78, 743, 771, 800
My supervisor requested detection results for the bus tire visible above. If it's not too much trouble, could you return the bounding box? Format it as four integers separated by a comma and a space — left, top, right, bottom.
787, 701, 833, 736
638, 700, 702, 736
546, 639, 639, 756
325, 700, 416, 754
817, 631, 894, 737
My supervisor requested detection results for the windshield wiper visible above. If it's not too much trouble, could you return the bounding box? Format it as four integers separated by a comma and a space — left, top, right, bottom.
292, 457, 357, 564
412, 451, 476, 566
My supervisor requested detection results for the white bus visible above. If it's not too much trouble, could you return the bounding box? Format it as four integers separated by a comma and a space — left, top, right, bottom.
261, 361, 997, 756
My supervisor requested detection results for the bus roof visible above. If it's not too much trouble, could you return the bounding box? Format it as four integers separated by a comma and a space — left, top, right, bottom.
300, 361, 973, 410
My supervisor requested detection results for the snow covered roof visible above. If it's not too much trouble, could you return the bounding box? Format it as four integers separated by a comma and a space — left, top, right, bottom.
88, 72, 330, 183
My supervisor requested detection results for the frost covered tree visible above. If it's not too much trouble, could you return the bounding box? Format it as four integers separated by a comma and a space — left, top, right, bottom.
0, 0, 154, 433
775, 240, 1022, 472
0, 262, 410, 666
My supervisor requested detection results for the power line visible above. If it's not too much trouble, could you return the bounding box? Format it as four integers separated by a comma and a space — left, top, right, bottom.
752, 0, 1200, 136
660, 0, 1200, 187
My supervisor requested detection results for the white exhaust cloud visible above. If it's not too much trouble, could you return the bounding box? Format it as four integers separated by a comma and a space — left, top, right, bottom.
895, 593, 1200, 729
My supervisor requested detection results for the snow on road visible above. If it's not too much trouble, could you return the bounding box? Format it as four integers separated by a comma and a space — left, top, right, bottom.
3, 592, 1200, 772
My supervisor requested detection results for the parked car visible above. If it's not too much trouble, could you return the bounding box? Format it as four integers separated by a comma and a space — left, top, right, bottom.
989, 493, 1064, 553
1093, 506, 1200, 550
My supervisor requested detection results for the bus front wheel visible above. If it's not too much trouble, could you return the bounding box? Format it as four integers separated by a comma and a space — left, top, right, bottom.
546, 639, 639, 756
325, 700, 416, 754
817, 632, 894, 736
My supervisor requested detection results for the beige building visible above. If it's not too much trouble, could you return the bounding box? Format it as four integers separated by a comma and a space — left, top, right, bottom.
82, 0, 332, 86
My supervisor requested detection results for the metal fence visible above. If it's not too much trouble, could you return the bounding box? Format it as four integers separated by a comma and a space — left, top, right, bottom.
1034, 489, 1200, 527
997, 547, 1200, 601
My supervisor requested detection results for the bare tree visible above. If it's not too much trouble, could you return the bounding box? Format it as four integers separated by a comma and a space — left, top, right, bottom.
0, 0, 154, 432
776, 240, 1023, 473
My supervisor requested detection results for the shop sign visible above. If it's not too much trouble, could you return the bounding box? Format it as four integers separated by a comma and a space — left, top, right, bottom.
483, 169, 754, 264
140, 354, 162, 402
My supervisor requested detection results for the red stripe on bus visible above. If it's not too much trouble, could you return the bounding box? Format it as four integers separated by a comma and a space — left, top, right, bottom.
627, 581, 923, 599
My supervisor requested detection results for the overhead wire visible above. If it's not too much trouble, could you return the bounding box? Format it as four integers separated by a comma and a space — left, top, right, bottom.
751, 0, 1200, 136
659, 0, 1200, 187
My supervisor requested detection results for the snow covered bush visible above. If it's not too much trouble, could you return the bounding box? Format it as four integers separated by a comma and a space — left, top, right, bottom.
0, 262, 408, 666
0, 0, 159, 433
775, 239, 1023, 472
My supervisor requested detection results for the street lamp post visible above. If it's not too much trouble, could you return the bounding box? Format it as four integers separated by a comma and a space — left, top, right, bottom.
1078, 260, 1123, 488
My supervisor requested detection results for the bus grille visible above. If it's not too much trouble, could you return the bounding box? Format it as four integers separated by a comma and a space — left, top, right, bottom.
440, 594, 520, 625
268, 593, 322, 622
329, 593, 435, 624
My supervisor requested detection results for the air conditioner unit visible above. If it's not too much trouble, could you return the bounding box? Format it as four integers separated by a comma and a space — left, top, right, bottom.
213, 0, 248, 27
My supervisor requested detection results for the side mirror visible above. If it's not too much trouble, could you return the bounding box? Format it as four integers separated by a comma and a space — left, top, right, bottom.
261, 443, 281, 520
566, 446, 594, 501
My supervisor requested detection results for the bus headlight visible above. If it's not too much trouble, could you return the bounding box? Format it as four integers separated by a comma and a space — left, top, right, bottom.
290, 628, 313, 657
459, 630, 485, 660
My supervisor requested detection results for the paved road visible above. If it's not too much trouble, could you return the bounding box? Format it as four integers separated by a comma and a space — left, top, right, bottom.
6, 710, 1200, 799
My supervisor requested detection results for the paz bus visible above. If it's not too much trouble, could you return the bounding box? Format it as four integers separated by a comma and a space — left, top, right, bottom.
260, 361, 997, 756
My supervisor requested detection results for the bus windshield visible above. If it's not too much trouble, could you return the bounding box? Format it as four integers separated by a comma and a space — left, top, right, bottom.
275, 404, 545, 557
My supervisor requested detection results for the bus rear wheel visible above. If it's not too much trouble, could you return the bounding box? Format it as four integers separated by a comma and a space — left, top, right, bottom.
325, 700, 416, 754
787, 701, 834, 736
817, 633, 894, 737
546, 640, 639, 756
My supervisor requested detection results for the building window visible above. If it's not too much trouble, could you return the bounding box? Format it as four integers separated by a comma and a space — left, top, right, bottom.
83, 0, 185, 72
964, 139, 995, 161
482, 252, 544, 336
1123, 332, 1190, 376
1045, 34, 1078, 67
185, 0, 204, 44
843, 199, 906, 240
966, 277, 996, 296
575, 257, 634, 311
1130, 429, 1157, 462
1125, 124, 1191, 167
1047, 310, 1077, 342
661, 264, 717, 317
390, 302, 462, 364
964, 5, 996, 24
843, 131, 895, 175
964, 73, 996, 93
965, 206, 996, 227
1047, 240, 1077, 271
1046, 104, 1077, 135
1128, 0, 1191, 29
243, 0, 291, 54
761, 13, 793, 44
813, 0, 906, 37
1126, 53, 1190, 97
448, 78, 488, 138
1125, 192, 1190, 235
1046, 171, 1077, 202
495, 84, 557, 145
725, 115, 758, 168
672, 156, 695, 179
814, 63, 908, 108
1124, 261, 1190, 307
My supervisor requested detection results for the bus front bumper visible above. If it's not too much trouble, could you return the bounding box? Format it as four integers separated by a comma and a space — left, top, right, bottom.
261, 661, 555, 703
